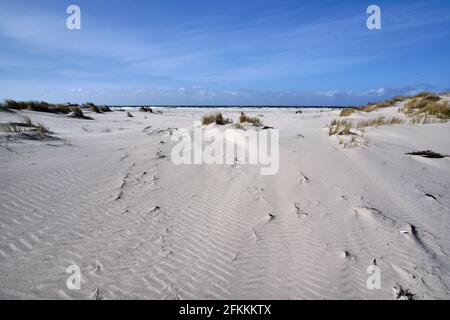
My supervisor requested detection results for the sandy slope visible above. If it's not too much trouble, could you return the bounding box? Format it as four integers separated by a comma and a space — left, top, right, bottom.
0, 106, 449, 299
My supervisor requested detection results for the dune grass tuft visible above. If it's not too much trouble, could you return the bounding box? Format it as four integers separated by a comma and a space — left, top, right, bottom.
202, 112, 232, 125
400, 94, 449, 121
239, 112, 262, 126
328, 119, 352, 135
360, 96, 407, 113
100, 105, 112, 112
69, 107, 93, 120
356, 116, 403, 131
340, 108, 358, 117
90, 105, 102, 113
0, 116, 53, 140
1, 99, 105, 118
329, 116, 404, 136
139, 106, 153, 113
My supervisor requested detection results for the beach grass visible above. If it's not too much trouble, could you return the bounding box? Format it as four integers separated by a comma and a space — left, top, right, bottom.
202, 112, 232, 125
139, 107, 153, 113
328, 119, 352, 135
400, 95, 449, 120
239, 112, 262, 126
0, 116, 53, 139
1, 99, 105, 117
340, 108, 358, 117
356, 116, 403, 131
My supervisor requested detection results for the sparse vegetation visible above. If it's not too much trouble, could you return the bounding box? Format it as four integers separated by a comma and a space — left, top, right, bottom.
336, 92, 448, 125
360, 96, 407, 112
239, 112, 262, 126
139, 106, 153, 113
1, 100, 69, 114
340, 108, 357, 117
337, 92, 441, 116
356, 116, 403, 131
69, 107, 93, 120
90, 105, 102, 113
328, 119, 352, 136
127, 111, 133, 118
400, 94, 449, 121
329, 116, 404, 149
0, 99, 100, 119
411, 91, 438, 99
202, 112, 232, 126
100, 105, 112, 112
0, 116, 53, 140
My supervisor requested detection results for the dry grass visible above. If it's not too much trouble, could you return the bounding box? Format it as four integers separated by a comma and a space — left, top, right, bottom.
202, 112, 232, 125
360, 96, 407, 113
0, 116, 53, 140
329, 116, 404, 136
90, 105, 102, 113
1, 99, 104, 117
356, 116, 403, 130
100, 105, 112, 112
1, 100, 70, 114
328, 119, 353, 135
411, 92, 438, 99
340, 108, 358, 117
139, 107, 153, 113
239, 112, 262, 126
400, 94, 449, 121
69, 107, 93, 120
337, 92, 448, 124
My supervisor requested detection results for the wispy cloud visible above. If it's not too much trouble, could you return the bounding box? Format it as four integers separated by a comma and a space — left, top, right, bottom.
0, 0, 449, 104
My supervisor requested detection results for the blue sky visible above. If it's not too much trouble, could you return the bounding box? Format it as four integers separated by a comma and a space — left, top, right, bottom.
1, 0, 449, 105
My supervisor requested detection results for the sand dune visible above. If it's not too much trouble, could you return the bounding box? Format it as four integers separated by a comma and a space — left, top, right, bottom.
0, 104, 449, 299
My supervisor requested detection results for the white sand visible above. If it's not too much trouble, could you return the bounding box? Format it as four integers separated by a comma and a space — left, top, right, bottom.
0, 104, 449, 299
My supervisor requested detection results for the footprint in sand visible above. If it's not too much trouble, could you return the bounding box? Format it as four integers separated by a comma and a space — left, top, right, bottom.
293, 201, 308, 216
298, 171, 310, 184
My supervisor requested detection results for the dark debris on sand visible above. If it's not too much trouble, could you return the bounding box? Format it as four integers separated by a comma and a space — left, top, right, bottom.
406, 150, 447, 159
